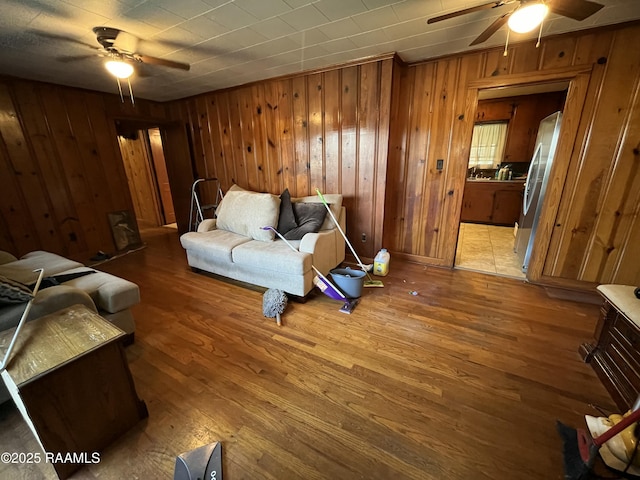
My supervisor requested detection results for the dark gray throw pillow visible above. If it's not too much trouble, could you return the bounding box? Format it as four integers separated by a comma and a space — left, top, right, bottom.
284, 203, 327, 240
277, 188, 297, 235
0, 274, 33, 305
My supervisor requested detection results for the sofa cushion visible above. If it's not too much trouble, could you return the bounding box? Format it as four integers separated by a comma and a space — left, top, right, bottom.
0, 251, 84, 284
292, 194, 342, 231
59, 267, 140, 314
216, 190, 280, 242
232, 239, 311, 275
0, 274, 33, 305
180, 229, 252, 264
284, 203, 327, 240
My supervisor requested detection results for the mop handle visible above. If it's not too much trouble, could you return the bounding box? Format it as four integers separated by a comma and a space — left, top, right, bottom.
594, 407, 640, 446
262, 226, 299, 253
0, 268, 44, 371
316, 189, 371, 275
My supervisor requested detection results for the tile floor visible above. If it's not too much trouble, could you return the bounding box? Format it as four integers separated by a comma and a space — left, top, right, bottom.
455, 222, 526, 279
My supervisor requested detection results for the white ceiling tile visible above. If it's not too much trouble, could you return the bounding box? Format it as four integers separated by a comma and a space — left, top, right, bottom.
361, 0, 404, 9
205, 2, 259, 30
151, 0, 215, 20
216, 27, 267, 49
251, 17, 297, 39
244, 36, 300, 57
391, 0, 442, 22
282, 0, 315, 7
383, 17, 431, 40
317, 17, 362, 40
59, 0, 123, 19
349, 29, 390, 48
124, 4, 184, 30
147, 26, 205, 51
200, 0, 235, 7
319, 37, 358, 54
234, 0, 293, 19
352, 6, 400, 30
299, 43, 330, 60
280, 4, 330, 30
286, 28, 331, 47
181, 15, 231, 38
314, 0, 368, 21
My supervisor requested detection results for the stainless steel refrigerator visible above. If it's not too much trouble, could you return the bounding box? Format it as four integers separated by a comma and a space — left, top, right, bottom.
515, 111, 563, 273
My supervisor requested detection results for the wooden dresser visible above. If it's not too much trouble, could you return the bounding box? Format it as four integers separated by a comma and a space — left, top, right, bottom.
580, 285, 640, 410
0, 305, 147, 479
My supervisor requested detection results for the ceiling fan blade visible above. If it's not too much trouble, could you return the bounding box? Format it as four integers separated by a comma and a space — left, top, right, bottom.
469, 9, 514, 46
139, 55, 190, 71
57, 54, 97, 63
28, 30, 95, 49
427, 1, 513, 24
548, 0, 604, 21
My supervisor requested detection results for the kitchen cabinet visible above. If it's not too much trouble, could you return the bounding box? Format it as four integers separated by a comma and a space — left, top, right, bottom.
503, 93, 565, 163
474, 92, 566, 164
475, 100, 513, 122
460, 180, 524, 226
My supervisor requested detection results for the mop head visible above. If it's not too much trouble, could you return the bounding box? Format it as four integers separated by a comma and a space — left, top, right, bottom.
263, 288, 287, 318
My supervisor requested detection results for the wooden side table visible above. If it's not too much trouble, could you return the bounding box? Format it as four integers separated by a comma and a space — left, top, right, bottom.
0, 304, 147, 479
580, 285, 640, 410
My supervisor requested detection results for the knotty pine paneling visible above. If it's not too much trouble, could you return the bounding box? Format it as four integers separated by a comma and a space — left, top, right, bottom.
541, 26, 640, 285
0, 77, 169, 258
387, 23, 640, 288
171, 57, 394, 258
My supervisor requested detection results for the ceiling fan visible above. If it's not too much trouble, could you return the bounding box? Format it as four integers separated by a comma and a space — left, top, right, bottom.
91, 26, 190, 76
427, 0, 605, 47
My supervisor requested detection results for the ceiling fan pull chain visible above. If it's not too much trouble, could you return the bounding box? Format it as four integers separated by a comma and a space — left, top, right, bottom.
116, 77, 124, 103
536, 16, 545, 48
503, 28, 510, 57
127, 78, 135, 105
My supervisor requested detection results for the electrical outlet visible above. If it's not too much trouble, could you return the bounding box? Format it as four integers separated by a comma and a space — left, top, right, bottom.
361, 233, 366, 242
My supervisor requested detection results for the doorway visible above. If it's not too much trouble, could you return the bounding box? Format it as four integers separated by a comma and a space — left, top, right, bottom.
454, 83, 568, 279
116, 126, 176, 229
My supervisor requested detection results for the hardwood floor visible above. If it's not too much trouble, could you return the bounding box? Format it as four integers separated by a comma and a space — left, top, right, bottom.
0, 227, 616, 479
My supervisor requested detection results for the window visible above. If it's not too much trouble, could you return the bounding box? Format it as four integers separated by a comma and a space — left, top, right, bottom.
468, 122, 508, 169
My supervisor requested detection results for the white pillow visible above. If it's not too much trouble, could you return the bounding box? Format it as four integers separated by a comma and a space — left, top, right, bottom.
216, 190, 280, 242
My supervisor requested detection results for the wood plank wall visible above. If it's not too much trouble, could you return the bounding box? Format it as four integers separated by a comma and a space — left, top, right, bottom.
167, 57, 394, 258
384, 23, 640, 288
0, 78, 168, 258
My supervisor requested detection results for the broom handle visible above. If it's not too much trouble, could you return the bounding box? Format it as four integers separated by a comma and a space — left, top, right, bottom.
594, 407, 640, 446
316, 189, 373, 280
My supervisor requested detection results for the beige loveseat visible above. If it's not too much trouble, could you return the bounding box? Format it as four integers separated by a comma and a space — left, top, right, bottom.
180, 186, 346, 296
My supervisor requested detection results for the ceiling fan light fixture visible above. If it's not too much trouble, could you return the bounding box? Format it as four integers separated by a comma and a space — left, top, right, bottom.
105, 60, 134, 79
508, 2, 549, 34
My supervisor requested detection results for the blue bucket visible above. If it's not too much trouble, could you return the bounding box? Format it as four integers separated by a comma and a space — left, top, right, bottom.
329, 268, 366, 298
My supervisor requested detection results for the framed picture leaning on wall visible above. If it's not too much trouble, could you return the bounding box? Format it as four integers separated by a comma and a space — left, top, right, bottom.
107, 210, 142, 252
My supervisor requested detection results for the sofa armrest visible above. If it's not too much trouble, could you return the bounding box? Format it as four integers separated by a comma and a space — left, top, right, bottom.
0, 251, 17, 265
0, 285, 97, 332
197, 219, 218, 232
299, 229, 338, 275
